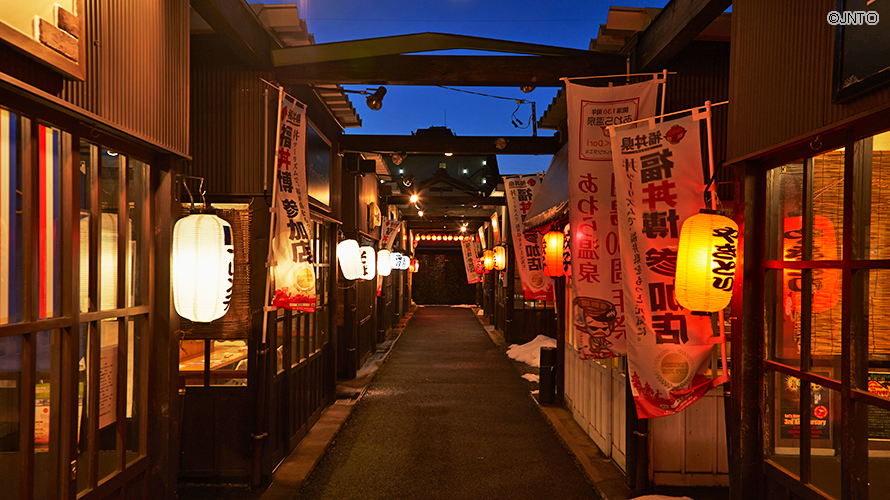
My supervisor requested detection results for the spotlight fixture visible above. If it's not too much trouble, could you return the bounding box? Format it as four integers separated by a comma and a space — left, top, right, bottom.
402, 173, 415, 187
392, 151, 407, 165
343, 86, 387, 111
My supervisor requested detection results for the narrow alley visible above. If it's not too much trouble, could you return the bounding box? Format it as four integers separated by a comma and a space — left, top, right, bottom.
295, 305, 598, 500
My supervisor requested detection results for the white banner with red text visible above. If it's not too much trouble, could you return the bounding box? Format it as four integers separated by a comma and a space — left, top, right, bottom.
271, 93, 316, 313
460, 237, 482, 284
609, 112, 727, 419
504, 174, 553, 301
566, 79, 660, 359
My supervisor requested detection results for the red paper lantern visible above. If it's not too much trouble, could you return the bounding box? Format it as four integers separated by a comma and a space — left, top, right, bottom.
483, 249, 494, 273
782, 215, 840, 314
543, 230, 564, 277
493, 245, 506, 271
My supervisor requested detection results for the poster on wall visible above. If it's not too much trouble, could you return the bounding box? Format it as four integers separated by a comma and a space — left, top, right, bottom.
504, 174, 553, 301
566, 79, 660, 359
271, 92, 316, 313
460, 237, 482, 284
609, 112, 727, 419
779, 372, 832, 442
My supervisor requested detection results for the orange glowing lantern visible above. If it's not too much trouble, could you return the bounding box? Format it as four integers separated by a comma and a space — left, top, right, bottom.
493, 245, 507, 271
483, 249, 494, 273
782, 215, 841, 314
410, 259, 420, 273
674, 211, 739, 312
543, 230, 564, 277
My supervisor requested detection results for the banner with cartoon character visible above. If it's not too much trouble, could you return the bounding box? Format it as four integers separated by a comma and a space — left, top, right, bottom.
271, 92, 316, 313
504, 174, 553, 301
609, 112, 726, 418
566, 79, 660, 359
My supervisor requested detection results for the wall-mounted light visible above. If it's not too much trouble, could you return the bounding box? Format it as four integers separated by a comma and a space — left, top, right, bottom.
402, 173, 415, 187
674, 211, 739, 313
343, 86, 387, 111
392, 151, 407, 165
417, 210, 424, 218
410, 194, 419, 204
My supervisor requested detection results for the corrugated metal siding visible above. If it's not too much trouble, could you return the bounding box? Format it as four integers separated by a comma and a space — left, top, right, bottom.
190, 69, 272, 196
664, 41, 731, 195
61, 0, 189, 156
728, 0, 890, 162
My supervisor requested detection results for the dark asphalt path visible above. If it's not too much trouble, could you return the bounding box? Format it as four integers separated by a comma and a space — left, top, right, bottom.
296, 306, 601, 500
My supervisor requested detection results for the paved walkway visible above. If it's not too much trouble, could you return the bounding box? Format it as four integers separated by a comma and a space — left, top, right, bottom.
295, 305, 601, 500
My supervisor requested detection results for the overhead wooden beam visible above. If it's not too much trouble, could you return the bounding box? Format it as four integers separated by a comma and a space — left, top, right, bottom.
272, 32, 595, 67
633, 0, 731, 71
275, 54, 626, 87
388, 196, 506, 206
340, 134, 561, 155
190, 0, 277, 69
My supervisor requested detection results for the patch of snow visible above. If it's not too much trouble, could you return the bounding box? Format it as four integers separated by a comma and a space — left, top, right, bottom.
531, 390, 539, 394
477, 309, 484, 315
506, 335, 556, 367
522, 373, 539, 383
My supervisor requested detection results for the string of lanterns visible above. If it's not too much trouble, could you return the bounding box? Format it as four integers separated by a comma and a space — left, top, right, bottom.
415, 234, 473, 242
337, 238, 415, 281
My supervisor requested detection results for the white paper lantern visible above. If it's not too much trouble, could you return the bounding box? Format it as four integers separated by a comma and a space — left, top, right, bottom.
337, 239, 362, 280
172, 213, 234, 322
391, 252, 410, 270
377, 249, 392, 276
359, 246, 376, 280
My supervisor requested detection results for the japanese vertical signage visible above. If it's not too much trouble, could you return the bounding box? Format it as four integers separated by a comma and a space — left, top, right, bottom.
460, 237, 482, 284
610, 113, 725, 418
271, 93, 316, 313
504, 174, 553, 301
566, 79, 659, 359
381, 219, 401, 251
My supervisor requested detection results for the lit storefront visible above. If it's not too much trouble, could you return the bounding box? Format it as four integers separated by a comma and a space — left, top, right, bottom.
728, 3, 890, 499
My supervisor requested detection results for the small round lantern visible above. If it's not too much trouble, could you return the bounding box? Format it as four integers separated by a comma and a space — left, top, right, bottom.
359, 246, 376, 280
493, 245, 507, 271
337, 239, 362, 280
377, 249, 392, 277
172, 213, 234, 322
483, 249, 494, 273
675, 211, 739, 312
410, 259, 420, 273
475, 257, 485, 275
543, 230, 564, 277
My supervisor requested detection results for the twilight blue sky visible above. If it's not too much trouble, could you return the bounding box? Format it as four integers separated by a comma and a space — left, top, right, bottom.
263, 0, 669, 175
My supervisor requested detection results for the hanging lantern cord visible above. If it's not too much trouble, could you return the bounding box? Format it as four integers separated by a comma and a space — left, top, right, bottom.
702, 164, 720, 209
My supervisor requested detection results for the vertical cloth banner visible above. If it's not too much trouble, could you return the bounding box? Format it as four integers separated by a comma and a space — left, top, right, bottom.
380, 219, 401, 251
609, 112, 726, 418
504, 174, 553, 301
460, 237, 482, 284
566, 79, 660, 359
271, 92, 316, 313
